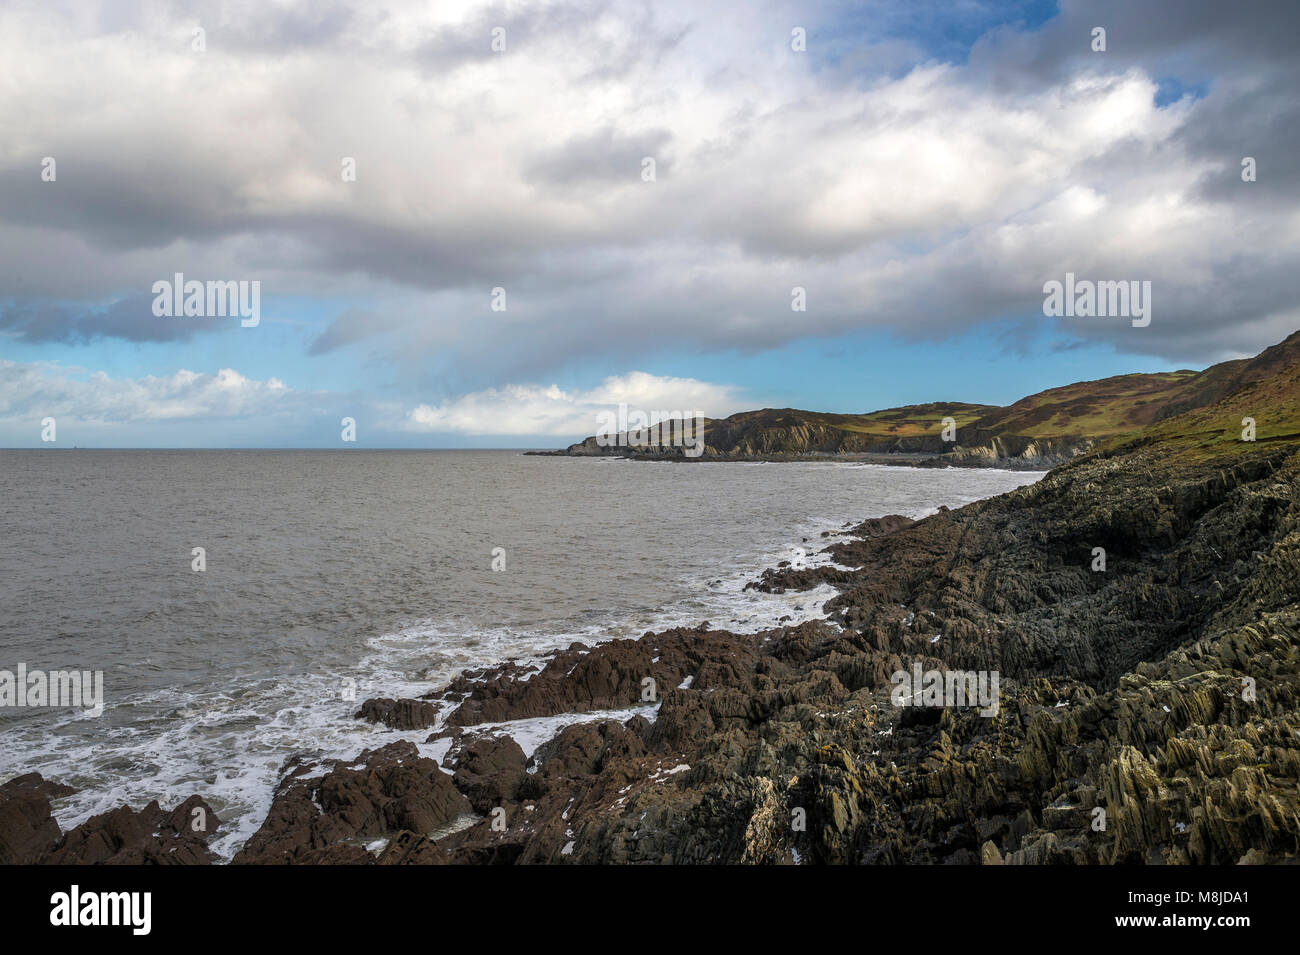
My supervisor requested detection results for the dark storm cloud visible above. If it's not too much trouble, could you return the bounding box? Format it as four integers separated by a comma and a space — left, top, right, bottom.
0, 295, 202, 345
1183, 69, 1300, 204
970, 0, 1300, 207
0, 158, 249, 253
971, 0, 1300, 85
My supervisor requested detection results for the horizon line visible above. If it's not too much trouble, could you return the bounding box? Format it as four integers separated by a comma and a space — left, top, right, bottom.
0, 446, 561, 452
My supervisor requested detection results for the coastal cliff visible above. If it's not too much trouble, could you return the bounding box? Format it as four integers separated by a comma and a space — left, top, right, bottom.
544, 336, 1300, 468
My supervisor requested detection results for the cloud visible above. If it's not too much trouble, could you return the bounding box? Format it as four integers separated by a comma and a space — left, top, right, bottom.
308, 306, 406, 355
0, 295, 204, 344
0, 360, 752, 446
0, 361, 292, 423
0, 0, 1296, 373
400, 371, 747, 435
524, 127, 674, 189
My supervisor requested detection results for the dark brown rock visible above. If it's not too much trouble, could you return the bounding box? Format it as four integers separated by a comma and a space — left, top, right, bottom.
46, 794, 221, 865
234, 741, 471, 864
355, 697, 442, 730
0, 773, 75, 864
451, 735, 528, 813
444, 624, 763, 727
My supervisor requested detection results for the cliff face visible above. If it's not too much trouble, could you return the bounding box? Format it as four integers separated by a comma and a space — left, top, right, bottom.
553, 406, 1091, 466
550, 333, 1300, 467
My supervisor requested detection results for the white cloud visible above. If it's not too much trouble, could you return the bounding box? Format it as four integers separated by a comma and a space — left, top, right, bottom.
401, 371, 746, 435
0, 360, 291, 423
0, 359, 751, 443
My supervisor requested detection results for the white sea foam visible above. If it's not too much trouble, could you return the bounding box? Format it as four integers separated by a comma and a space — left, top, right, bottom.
2, 543, 841, 862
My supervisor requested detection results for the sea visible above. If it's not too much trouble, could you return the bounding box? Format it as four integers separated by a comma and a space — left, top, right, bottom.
0, 449, 1040, 859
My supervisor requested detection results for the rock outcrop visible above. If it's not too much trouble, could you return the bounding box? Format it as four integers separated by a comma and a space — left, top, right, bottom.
46, 795, 221, 865
0, 774, 74, 864
233, 741, 471, 864
0, 774, 221, 865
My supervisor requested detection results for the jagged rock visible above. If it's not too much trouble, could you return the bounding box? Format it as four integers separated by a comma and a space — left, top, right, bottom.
0, 774, 219, 865
444, 624, 762, 727
451, 735, 528, 813
355, 696, 442, 730
48, 795, 221, 865
0, 774, 74, 864
234, 741, 470, 864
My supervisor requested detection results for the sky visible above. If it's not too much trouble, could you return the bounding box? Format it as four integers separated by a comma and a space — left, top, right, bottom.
1, 0, 1297, 448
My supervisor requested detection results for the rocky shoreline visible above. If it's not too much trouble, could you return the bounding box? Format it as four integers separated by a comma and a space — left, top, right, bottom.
5, 346, 1299, 865
527, 448, 1066, 470
6, 445, 1297, 864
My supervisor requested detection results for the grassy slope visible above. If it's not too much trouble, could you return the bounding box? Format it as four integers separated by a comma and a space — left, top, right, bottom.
1117, 348, 1300, 461
707, 331, 1300, 449
719, 403, 993, 440
969, 371, 1197, 438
